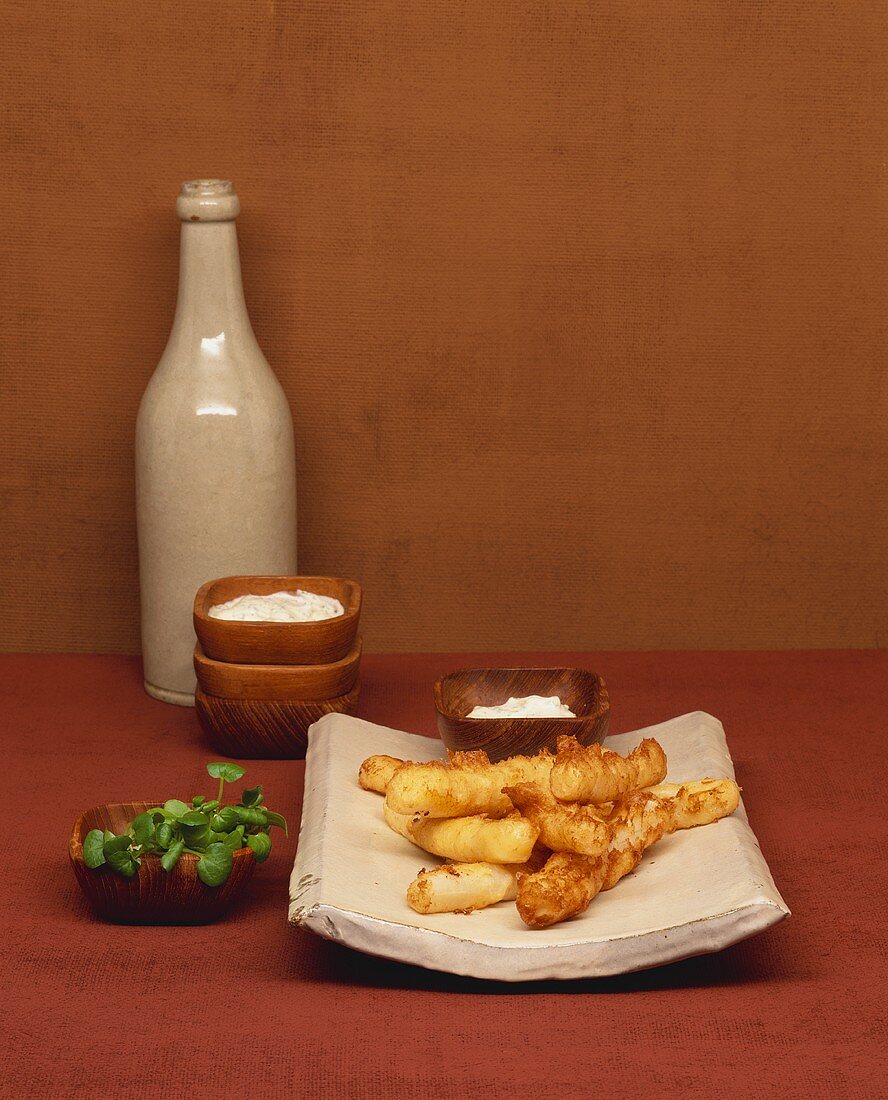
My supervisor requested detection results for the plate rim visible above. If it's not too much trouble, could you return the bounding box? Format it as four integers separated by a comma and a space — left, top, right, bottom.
294, 896, 789, 981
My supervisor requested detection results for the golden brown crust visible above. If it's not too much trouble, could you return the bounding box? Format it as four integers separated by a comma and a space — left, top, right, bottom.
549, 737, 668, 804
447, 749, 492, 768
385, 746, 554, 818
383, 799, 539, 863
410, 811, 539, 864
406, 860, 526, 914
358, 754, 405, 794
645, 778, 741, 831
385, 758, 511, 817
502, 782, 611, 856
515, 851, 605, 929
515, 790, 671, 928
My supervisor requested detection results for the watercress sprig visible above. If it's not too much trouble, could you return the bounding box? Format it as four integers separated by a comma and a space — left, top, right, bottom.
83, 762, 287, 887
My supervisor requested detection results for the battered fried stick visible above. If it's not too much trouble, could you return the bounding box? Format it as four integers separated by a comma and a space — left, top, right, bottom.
385, 748, 554, 818
647, 778, 741, 831
408, 862, 519, 914
502, 782, 611, 856
517, 777, 741, 928
516, 790, 670, 928
383, 800, 539, 863
358, 754, 404, 793
549, 737, 667, 804
406, 843, 550, 914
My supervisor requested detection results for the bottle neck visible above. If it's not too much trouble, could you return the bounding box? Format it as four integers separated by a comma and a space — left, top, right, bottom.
170, 221, 254, 345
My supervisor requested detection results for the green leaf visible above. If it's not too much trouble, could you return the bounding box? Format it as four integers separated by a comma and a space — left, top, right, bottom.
156, 822, 174, 849
246, 832, 272, 862
191, 795, 205, 807
83, 829, 106, 868
199, 800, 220, 813
211, 807, 240, 833
179, 811, 210, 827
163, 799, 190, 818
262, 810, 288, 836
131, 812, 157, 847
179, 812, 210, 853
161, 839, 185, 872
206, 762, 245, 783
222, 825, 245, 850
197, 842, 233, 887
103, 833, 133, 855
106, 848, 140, 878
241, 785, 263, 807
235, 806, 268, 827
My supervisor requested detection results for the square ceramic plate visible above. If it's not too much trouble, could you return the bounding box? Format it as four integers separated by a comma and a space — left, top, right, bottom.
288, 712, 789, 981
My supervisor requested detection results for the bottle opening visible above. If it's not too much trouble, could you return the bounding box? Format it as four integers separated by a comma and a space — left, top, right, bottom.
176, 179, 239, 222
180, 179, 234, 196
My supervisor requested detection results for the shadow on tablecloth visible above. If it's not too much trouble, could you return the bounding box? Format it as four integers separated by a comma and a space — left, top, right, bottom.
285, 920, 797, 995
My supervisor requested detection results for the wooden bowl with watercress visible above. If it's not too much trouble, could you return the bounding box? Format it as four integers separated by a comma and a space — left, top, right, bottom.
69, 762, 287, 924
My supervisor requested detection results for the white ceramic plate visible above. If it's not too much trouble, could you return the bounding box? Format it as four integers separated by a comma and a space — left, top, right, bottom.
288, 712, 789, 981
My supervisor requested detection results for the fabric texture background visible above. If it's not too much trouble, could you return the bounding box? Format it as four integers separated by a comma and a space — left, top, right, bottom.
1, 649, 884, 1097
1, 2, 886, 653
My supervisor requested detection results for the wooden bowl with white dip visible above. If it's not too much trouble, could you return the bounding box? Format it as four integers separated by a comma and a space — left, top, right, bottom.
194, 575, 361, 665
434, 667, 609, 761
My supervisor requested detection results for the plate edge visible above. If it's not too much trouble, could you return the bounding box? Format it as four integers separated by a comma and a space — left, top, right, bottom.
298, 897, 790, 982
288, 719, 335, 923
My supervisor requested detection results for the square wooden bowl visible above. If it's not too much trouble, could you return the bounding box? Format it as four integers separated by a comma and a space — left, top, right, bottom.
434, 667, 609, 761
193, 637, 362, 701
69, 801, 256, 924
193, 575, 362, 665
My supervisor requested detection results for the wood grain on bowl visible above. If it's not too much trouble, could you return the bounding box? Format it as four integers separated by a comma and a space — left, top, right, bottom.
434, 667, 609, 761
69, 801, 255, 924
195, 680, 361, 759
193, 637, 362, 701
194, 575, 362, 665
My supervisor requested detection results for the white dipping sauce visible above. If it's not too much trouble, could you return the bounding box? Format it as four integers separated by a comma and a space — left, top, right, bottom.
466, 694, 576, 719
208, 589, 345, 623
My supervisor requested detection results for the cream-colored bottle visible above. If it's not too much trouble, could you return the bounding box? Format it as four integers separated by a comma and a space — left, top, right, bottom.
136, 180, 297, 706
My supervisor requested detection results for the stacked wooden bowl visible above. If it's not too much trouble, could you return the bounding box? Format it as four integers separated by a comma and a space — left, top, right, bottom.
192, 575, 362, 758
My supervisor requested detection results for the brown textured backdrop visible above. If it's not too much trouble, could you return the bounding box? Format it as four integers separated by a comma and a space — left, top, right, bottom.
1, 1, 886, 654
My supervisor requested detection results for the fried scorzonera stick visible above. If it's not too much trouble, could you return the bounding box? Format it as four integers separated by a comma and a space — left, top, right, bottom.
383, 800, 539, 863
407, 862, 523, 914
466, 780, 738, 910
549, 737, 667, 804
516, 778, 741, 928
385, 749, 554, 818
516, 790, 670, 929
503, 782, 612, 856
648, 778, 741, 831
358, 754, 405, 794
406, 847, 549, 914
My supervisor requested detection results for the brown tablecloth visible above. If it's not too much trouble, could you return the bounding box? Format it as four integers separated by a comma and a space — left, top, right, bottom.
1, 651, 885, 1098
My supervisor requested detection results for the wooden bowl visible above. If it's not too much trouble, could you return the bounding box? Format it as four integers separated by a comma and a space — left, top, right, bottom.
69, 801, 256, 924
193, 637, 362, 701
434, 667, 610, 761
193, 575, 362, 665
195, 679, 361, 758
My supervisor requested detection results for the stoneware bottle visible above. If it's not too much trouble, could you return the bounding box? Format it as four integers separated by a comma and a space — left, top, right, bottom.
136, 179, 297, 706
